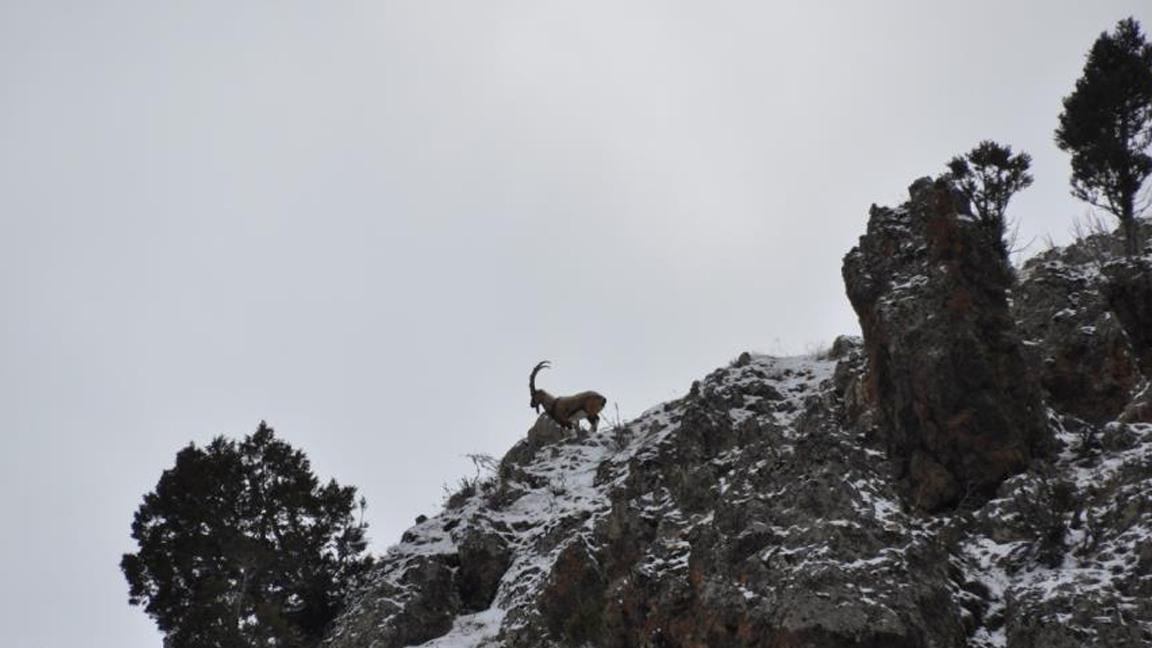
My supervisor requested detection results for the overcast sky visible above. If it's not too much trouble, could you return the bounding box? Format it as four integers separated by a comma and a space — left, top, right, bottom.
3, 2, 1151, 646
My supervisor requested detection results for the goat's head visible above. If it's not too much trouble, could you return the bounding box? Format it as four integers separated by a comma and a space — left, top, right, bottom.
529, 360, 551, 412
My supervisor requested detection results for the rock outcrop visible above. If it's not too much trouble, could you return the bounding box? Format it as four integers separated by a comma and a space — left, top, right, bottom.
842, 177, 1048, 510
323, 194, 1152, 647
1014, 222, 1152, 425
1105, 258, 1152, 374
327, 354, 972, 648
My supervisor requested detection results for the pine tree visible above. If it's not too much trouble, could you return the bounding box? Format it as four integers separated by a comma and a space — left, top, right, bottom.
1056, 17, 1152, 257
121, 423, 373, 648
945, 140, 1033, 247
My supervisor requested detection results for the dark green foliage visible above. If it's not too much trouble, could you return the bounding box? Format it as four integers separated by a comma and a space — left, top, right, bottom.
1056, 17, 1152, 257
121, 422, 373, 648
1015, 475, 1076, 570
946, 140, 1033, 244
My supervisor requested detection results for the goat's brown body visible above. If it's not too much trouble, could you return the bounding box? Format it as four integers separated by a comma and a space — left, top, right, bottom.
548, 390, 608, 429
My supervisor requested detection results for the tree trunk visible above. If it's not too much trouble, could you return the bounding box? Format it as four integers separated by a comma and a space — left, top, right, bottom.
1121, 192, 1139, 258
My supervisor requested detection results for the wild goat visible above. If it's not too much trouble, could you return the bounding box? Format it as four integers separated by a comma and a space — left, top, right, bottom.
529, 361, 607, 433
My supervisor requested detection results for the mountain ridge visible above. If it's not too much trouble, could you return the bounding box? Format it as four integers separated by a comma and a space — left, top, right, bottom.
325, 178, 1152, 647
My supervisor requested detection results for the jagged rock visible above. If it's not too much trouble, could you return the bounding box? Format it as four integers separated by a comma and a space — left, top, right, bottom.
843, 177, 1048, 510
325, 554, 460, 648
501, 415, 572, 468
908, 451, 960, 510
1015, 235, 1144, 423
960, 422, 1152, 648
828, 334, 863, 360
1105, 257, 1152, 373
327, 355, 977, 648
457, 529, 512, 612
539, 539, 606, 644
392, 558, 461, 642
830, 336, 877, 437
1120, 383, 1152, 424
325, 210, 1152, 648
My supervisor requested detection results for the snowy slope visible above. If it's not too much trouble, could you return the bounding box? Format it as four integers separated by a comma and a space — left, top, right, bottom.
326, 343, 1152, 648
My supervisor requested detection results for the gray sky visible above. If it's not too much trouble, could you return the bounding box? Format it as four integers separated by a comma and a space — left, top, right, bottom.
3, 2, 1150, 646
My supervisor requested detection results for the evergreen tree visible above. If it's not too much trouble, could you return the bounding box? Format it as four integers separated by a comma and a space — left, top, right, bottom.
946, 140, 1033, 246
121, 423, 372, 648
1056, 17, 1152, 257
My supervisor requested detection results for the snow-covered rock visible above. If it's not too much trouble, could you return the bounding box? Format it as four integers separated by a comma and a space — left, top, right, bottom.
327, 352, 971, 647
324, 192, 1152, 647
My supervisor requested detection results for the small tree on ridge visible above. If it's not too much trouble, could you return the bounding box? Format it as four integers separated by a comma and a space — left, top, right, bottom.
946, 140, 1034, 248
1055, 17, 1152, 257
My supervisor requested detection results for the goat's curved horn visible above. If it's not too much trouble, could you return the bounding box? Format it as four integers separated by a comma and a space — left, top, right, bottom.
529, 360, 551, 409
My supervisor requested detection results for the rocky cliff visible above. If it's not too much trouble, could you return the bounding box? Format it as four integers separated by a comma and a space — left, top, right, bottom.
324, 180, 1152, 647
843, 177, 1049, 512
